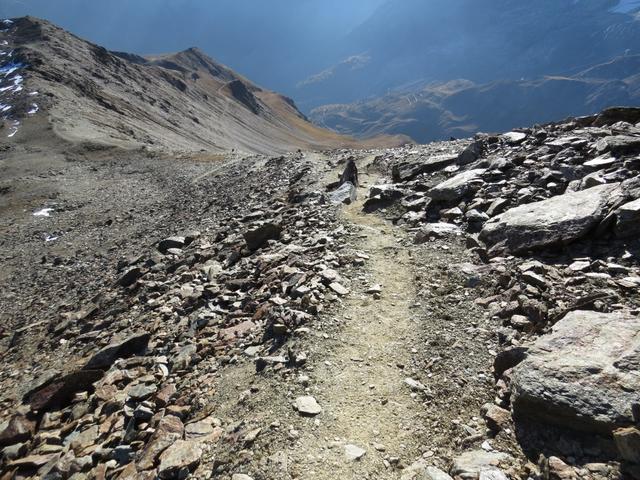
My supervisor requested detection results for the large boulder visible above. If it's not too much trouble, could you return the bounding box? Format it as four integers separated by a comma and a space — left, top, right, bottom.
511, 310, 640, 435
596, 135, 640, 156
339, 158, 359, 187
592, 107, 640, 127
392, 155, 458, 182
479, 183, 619, 254
429, 169, 487, 203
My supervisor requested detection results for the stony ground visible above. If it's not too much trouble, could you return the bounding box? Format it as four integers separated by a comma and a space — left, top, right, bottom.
1, 107, 640, 480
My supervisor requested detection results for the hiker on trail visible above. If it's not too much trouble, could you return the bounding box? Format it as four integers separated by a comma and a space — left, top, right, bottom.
339, 157, 359, 188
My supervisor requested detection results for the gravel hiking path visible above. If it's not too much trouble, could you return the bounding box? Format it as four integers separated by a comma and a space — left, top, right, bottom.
288, 158, 427, 479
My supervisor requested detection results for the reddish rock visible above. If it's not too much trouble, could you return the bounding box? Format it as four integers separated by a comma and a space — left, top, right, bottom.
0, 415, 36, 447
24, 370, 103, 411
137, 415, 184, 471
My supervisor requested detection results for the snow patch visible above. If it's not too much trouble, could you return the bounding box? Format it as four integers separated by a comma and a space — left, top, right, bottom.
28, 103, 38, 114
33, 207, 55, 217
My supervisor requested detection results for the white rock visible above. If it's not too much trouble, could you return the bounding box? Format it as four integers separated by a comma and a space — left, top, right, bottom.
344, 444, 366, 461
295, 396, 322, 416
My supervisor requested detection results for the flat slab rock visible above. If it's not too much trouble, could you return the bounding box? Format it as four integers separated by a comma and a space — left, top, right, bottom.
158, 440, 202, 479
414, 222, 462, 243
429, 169, 486, 203
392, 154, 458, 182
511, 310, 640, 435
451, 450, 512, 479
480, 183, 619, 254
328, 181, 357, 205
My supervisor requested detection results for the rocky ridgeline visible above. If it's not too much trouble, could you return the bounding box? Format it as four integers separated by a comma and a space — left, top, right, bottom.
354, 107, 640, 479
0, 154, 367, 479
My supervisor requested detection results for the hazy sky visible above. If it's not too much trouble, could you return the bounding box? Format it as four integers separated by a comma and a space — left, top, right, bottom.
0, 0, 388, 92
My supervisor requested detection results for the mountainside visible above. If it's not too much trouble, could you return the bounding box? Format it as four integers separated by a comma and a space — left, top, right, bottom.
297, 0, 640, 110
310, 55, 640, 143
0, 17, 403, 154
3, 11, 640, 480
2, 98, 640, 478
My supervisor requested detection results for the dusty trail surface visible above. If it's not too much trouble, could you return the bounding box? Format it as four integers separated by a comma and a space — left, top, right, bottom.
288, 162, 424, 478
223, 155, 506, 480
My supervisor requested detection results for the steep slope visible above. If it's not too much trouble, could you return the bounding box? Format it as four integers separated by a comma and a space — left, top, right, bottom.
0, 17, 404, 154
310, 55, 640, 143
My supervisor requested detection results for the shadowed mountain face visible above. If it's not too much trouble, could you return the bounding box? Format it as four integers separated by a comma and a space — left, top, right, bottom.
297, 0, 640, 110
1, 17, 404, 153
310, 55, 640, 143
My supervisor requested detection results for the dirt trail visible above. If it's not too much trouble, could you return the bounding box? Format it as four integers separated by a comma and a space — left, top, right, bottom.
289, 159, 428, 479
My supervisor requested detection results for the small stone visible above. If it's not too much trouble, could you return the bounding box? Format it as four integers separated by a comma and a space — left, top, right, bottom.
329, 282, 349, 296
501, 131, 527, 144
243, 428, 261, 443
158, 236, 186, 253
232, 475, 255, 480
482, 404, 511, 433
134, 405, 154, 421
295, 396, 322, 416
366, 284, 382, 294
344, 444, 366, 461
548, 456, 576, 480
404, 377, 427, 392
509, 315, 532, 330
127, 383, 157, 401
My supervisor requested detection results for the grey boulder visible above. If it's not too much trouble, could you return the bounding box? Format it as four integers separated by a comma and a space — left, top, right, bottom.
511, 310, 640, 435
480, 183, 619, 254
596, 135, 640, 155
429, 169, 487, 203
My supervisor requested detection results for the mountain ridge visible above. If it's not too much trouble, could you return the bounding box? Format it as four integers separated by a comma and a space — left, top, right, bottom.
310, 54, 640, 143
1, 16, 407, 154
